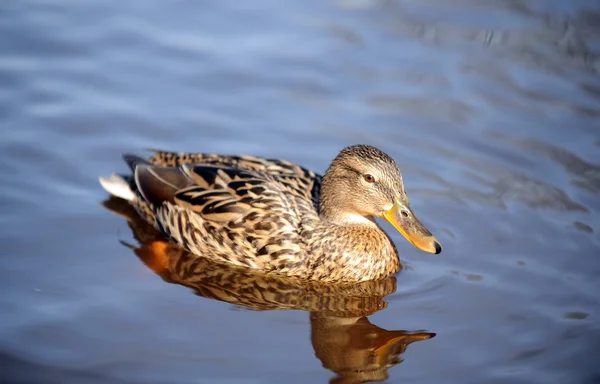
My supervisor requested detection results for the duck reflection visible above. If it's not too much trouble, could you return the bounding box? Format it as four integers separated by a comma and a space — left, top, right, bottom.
103, 197, 435, 383
312, 314, 433, 384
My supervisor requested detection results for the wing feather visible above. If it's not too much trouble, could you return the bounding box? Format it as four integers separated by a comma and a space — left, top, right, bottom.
148, 150, 321, 208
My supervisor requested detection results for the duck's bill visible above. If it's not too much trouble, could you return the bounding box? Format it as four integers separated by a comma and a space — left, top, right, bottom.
381, 201, 442, 254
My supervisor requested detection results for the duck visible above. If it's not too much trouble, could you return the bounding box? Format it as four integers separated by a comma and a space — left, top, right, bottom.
100, 144, 441, 282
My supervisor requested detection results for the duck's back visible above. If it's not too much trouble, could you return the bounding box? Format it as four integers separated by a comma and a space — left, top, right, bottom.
147, 150, 322, 209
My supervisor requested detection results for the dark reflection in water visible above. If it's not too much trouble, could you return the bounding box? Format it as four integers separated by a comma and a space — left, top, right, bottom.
102, 197, 435, 383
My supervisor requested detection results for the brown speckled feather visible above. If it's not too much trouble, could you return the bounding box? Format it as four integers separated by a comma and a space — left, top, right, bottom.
147, 150, 322, 209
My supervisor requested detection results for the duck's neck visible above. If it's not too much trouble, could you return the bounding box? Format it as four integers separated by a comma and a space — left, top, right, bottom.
318, 182, 377, 227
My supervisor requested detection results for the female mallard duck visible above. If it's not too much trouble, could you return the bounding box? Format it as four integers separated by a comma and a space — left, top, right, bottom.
100, 144, 441, 282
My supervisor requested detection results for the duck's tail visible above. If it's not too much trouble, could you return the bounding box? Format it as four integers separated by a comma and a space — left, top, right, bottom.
99, 173, 136, 201
99, 154, 151, 201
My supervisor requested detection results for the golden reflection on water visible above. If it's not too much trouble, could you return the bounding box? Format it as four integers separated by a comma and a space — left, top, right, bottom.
103, 197, 435, 383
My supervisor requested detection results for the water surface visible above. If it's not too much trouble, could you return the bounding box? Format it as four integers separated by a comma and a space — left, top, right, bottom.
1, 0, 599, 383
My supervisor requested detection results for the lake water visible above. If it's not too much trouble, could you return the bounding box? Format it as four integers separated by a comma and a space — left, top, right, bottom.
1, 1, 599, 383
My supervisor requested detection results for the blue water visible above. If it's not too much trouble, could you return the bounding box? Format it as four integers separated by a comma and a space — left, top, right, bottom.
1, 1, 599, 383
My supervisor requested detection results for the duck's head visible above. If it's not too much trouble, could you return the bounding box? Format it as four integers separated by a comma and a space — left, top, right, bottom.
320, 144, 442, 254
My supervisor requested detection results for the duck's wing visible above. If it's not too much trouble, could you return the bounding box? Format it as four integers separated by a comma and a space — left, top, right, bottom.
131, 162, 317, 272
146, 150, 322, 209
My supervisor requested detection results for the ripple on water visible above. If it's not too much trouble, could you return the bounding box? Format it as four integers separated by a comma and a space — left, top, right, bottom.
1, 0, 600, 383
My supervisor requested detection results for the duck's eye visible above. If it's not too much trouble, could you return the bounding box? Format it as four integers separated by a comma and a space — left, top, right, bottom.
363, 174, 376, 183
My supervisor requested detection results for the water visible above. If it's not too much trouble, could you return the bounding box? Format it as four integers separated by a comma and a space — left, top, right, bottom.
1, 0, 599, 383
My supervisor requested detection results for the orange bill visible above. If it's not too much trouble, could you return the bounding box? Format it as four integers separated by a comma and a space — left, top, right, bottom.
381, 200, 442, 254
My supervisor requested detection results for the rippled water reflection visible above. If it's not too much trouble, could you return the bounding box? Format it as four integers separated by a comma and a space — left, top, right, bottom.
1, 0, 599, 383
